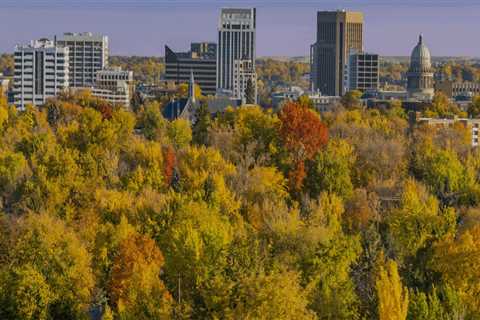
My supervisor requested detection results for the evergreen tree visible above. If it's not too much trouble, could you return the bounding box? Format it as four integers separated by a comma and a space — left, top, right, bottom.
245, 78, 256, 105
192, 103, 211, 145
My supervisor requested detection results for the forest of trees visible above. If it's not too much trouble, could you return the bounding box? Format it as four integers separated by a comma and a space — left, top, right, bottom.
1, 88, 480, 319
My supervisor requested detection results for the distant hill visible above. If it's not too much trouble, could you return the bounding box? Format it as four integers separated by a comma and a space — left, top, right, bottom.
258, 55, 480, 64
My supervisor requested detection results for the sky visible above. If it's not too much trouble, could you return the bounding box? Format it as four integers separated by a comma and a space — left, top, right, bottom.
0, 0, 479, 57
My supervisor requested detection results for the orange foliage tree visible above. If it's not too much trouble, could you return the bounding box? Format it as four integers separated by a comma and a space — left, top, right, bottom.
163, 145, 176, 186
279, 101, 328, 191
108, 234, 173, 317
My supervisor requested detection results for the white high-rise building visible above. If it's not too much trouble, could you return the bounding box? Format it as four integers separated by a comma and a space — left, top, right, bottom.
233, 59, 257, 104
217, 8, 256, 93
13, 39, 69, 109
55, 32, 109, 88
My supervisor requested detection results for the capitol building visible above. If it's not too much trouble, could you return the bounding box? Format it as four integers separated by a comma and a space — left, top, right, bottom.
407, 34, 435, 101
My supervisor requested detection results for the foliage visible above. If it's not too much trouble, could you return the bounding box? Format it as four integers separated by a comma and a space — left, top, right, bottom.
376, 259, 409, 320
0, 87, 479, 318
341, 90, 363, 109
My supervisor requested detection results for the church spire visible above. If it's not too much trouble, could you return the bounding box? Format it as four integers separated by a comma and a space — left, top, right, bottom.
189, 70, 196, 104
419, 33, 423, 44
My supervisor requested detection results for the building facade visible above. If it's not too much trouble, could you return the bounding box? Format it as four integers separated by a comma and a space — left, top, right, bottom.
311, 10, 363, 96
92, 67, 133, 108
411, 114, 480, 147
165, 45, 217, 96
13, 39, 69, 109
435, 80, 480, 99
55, 32, 109, 88
345, 50, 379, 93
233, 59, 257, 104
217, 8, 256, 93
407, 35, 434, 101
191, 42, 217, 58
0, 74, 9, 95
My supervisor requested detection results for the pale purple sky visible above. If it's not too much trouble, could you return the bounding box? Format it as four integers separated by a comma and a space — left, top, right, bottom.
0, 0, 479, 57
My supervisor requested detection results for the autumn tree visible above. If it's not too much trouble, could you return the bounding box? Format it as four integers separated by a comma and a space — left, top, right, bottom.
467, 95, 480, 118
424, 92, 466, 118
108, 234, 173, 319
341, 90, 363, 109
387, 179, 456, 264
430, 224, 480, 313
0, 213, 94, 319
278, 101, 328, 191
376, 259, 409, 320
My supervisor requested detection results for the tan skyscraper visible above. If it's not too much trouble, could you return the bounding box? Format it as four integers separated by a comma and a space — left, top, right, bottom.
311, 10, 363, 96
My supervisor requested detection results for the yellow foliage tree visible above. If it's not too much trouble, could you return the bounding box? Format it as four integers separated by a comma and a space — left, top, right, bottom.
430, 224, 480, 312
376, 259, 409, 320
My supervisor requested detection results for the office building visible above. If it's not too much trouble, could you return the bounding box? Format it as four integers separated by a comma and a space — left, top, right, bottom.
92, 67, 133, 108
311, 10, 364, 96
13, 39, 69, 109
345, 50, 379, 93
217, 8, 256, 93
165, 45, 217, 96
55, 32, 109, 88
407, 34, 434, 101
191, 42, 217, 58
233, 59, 257, 104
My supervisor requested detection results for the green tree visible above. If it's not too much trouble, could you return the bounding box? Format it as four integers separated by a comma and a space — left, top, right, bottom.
305, 139, 355, 199
192, 103, 211, 146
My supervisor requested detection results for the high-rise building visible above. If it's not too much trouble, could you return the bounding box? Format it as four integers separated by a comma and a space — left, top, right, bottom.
345, 50, 379, 93
55, 32, 109, 88
217, 8, 256, 93
407, 34, 434, 101
165, 45, 217, 96
13, 39, 69, 109
92, 67, 134, 108
311, 10, 363, 96
233, 59, 257, 104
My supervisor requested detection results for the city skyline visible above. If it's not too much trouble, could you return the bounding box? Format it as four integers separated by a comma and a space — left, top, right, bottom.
0, 0, 479, 57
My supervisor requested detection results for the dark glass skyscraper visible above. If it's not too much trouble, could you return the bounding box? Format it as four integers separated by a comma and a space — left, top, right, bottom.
165, 45, 217, 96
217, 8, 256, 93
311, 11, 363, 96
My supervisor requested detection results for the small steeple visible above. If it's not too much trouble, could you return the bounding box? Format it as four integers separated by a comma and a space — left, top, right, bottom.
419, 33, 423, 44
189, 70, 196, 104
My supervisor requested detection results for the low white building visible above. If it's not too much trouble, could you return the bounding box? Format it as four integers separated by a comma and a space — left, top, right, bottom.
0, 73, 9, 94
91, 67, 133, 108
413, 115, 480, 147
272, 86, 305, 108
308, 92, 341, 112
13, 39, 69, 109
233, 59, 257, 104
